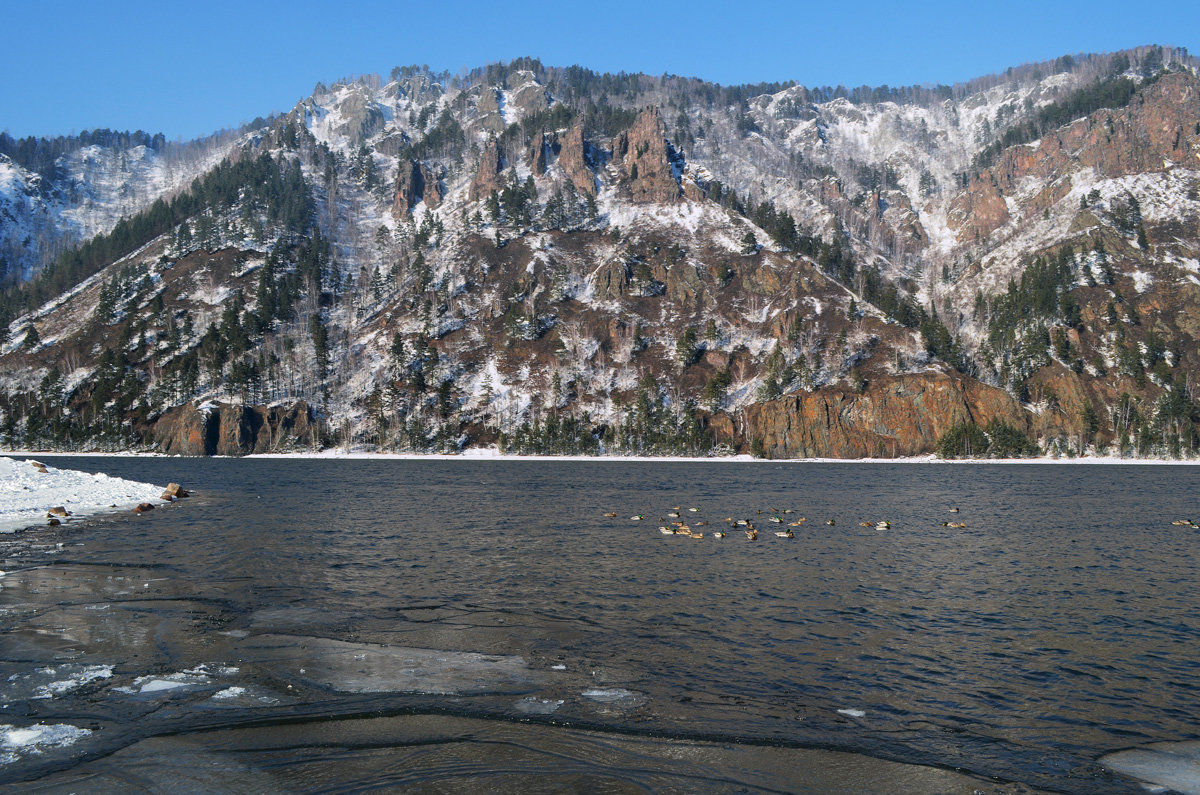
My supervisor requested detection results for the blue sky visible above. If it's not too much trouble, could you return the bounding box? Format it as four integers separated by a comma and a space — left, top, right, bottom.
3, 0, 1195, 140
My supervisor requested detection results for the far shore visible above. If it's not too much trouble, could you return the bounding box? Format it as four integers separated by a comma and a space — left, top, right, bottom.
4, 449, 1200, 465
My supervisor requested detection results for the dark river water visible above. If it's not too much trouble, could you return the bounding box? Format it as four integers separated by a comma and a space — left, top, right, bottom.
2, 458, 1200, 793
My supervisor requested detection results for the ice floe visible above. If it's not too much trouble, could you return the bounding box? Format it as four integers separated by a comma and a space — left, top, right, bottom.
1101, 741, 1200, 795
211, 686, 246, 700
239, 634, 539, 695
2, 664, 113, 702
581, 688, 648, 709
515, 696, 564, 715
1, 722, 92, 765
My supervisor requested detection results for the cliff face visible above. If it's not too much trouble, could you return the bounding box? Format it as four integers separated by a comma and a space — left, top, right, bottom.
740, 374, 1029, 458
151, 402, 316, 456
611, 108, 681, 203
946, 175, 1010, 243
527, 131, 550, 176
558, 124, 597, 197
948, 72, 1200, 243
391, 161, 441, 217
469, 140, 504, 201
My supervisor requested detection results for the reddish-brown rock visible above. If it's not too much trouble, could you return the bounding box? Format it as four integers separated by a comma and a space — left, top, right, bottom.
948, 72, 1200, 243
527, 131, 550, 176
151, 402, 316, 456
946, 175, 1010, 242
422, 164, 443, 209
135, 502, 155, 514
470, 140, 504, 202
611, 108, 681, 204
558, 124, 596, 197
391, 161, 441, 218
739, 372, 1029, 458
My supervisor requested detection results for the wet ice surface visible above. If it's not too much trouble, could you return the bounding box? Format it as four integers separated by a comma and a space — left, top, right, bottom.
581, 687, 648, 713
0, 723, 91, 766
13, 715, 1003, 795
1, 664, 113, 702
514, 696, 563, 715
115, 671, 217, 696
239, 634, 540, 695
1101, 742, 1200, 795
3, 457, 1200, 792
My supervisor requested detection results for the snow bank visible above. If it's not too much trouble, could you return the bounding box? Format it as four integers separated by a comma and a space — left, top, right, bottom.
0, 456, 165, 533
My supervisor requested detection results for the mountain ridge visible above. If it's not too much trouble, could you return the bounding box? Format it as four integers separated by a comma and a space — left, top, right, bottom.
2, 45, 1199, 459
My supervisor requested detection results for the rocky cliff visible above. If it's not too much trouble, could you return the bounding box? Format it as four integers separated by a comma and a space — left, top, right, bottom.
392, 160, 442, 217
558, 124, 596, 197
151, 403, 316, 456
4, 50, 1200, 459
740, 374, 1029, 458
611, 108, 681, 203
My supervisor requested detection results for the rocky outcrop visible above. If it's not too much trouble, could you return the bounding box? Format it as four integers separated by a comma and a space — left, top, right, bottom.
591, 259, 631, 301
151, 402, 317, 456
475, 87, 506, 134
558, 124, 596, 197
506, 71, 550, 118
946, 174, 1010, 242
470, 140, 504, 202
874, 189, 928, 252
738, 373, 1029, 458
329, 87, 384, 146
948, 72, 1200, 242
391, 161, 441, 217
527, 131, 550, 176
611, 108, 681, 203
422, 165, 444, 208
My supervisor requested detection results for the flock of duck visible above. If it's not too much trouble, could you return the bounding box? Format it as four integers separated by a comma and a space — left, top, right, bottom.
600, 507, 1197, 538
602, 506, 968, 540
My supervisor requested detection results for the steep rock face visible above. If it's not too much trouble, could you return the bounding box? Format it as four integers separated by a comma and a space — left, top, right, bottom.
590, 258, 631, 301
421, 164, 444, 208
739, 373, 1028, 458
151, 402, 315, 456
528, 131, 550, 176
874, 189, 928, 252
947, 72, 1200, 243
391, 160, 441, 217
150, 403, 210, 455
1070, 72, 1199, 177
475, 88, 506, 134
470, 140, 504, 202
946, 174, 1010, 242
612, 108, 681, 203
558, 124, 596, 197
506, 72, 551, 117
331, 88, 385, 146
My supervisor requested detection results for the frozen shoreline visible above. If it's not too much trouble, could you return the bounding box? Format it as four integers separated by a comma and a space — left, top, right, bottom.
4, 448, 1199, 465
0, 456, 165, 534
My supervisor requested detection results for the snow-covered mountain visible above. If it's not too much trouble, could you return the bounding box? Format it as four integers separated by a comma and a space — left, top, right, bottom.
3, 46, 1199, 458
0, 132, 237, 283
